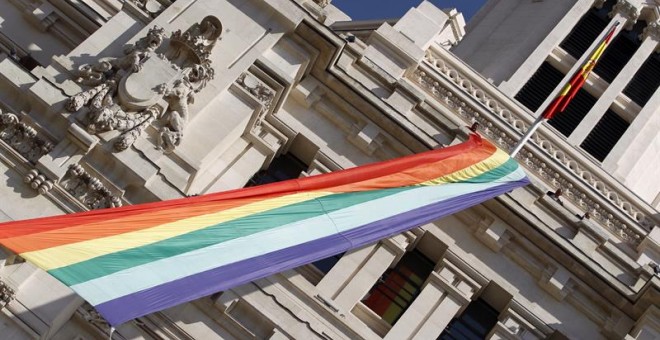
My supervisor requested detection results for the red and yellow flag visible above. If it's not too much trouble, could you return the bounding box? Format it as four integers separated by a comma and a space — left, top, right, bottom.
542, 23, 619, 119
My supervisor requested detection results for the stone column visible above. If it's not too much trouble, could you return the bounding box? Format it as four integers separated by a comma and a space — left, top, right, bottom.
601, 22, 660, 176
384, 260, 479, 340
499, 0, 595, 96
568, 16, 656, 146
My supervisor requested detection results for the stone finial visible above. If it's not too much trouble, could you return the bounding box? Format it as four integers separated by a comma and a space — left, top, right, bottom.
610, 0, 639, 29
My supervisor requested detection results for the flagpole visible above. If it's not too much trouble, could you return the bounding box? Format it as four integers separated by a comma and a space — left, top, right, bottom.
509, 21, 620, 158
510, 114, 543, 157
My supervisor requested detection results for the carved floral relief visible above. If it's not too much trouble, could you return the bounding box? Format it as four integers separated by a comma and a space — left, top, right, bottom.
66, 16, 221, 153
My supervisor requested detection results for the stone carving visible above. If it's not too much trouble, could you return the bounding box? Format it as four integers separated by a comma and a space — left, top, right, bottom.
236, 72, 275, 130
0, 110, 54, 163
66, 16, 221, 152
24, 169, 54, 194
413, 49, 656, 246
0, 280, 14, 306
610, 0, 639, 28
61, 164, 123, 210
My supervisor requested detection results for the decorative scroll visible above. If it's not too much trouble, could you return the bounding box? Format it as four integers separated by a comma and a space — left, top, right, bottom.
66, 16, 221, 153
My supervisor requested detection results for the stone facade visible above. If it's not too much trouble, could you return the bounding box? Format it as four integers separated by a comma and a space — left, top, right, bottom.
0, 0, 657, 339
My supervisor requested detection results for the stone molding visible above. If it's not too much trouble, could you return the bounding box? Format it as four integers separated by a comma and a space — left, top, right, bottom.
60, 164, 123, 210
412, 48, 657, 246
0, 110, 54, 164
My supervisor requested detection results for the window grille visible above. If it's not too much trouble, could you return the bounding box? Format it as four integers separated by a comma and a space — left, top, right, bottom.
623, 52, 660, 106
515, 62, 564, 112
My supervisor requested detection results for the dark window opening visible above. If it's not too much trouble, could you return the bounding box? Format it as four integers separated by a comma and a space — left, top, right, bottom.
362, 250, 435, 325
548, 88, 598, 137
438, 298, 500, 340
312, 252, 344, 274
559, 1, 613, 59
515, 62, 564, 112
593, 20, 645, 83
8, 49, 41, 71
246, 153, 345, 276
623, 52, 660, 106
580, 109, 629, 162
246, 153, 307, 187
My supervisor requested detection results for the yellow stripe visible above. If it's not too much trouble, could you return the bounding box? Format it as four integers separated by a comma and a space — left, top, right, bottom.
22, 191, 333, 270
420, 148, 510, 185
559, 83, 572, 96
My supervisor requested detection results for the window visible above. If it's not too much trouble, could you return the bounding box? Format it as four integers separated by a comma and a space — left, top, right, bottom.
593, 20, 645, 83
362, 250, 435, 325
547, 88, 597, 137
623, 52, 660, 106
515, 62, 564, 112
245, 153, 307, 187
438, 298, 499, 340
559, 0, 613, 59
580, 108, 629, 161
246, 153, 344, 277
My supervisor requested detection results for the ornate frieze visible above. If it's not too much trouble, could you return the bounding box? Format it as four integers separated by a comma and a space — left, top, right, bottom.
60, 164, 123, 210
66, 16, 221, 153
0, 110, 54, 163
411, 49, 656, 246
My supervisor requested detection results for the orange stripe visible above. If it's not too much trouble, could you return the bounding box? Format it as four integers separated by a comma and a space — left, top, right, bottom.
0, 135, 495, 253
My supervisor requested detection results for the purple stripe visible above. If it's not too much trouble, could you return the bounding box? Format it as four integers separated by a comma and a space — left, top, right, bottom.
95, 179, 528, 326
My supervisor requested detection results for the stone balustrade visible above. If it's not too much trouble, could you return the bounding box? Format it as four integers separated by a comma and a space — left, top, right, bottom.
410, 46, 659, 248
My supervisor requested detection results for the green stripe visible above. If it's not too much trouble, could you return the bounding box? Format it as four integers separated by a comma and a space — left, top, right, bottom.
49, 156, 517, 286
49, 187, 410, 286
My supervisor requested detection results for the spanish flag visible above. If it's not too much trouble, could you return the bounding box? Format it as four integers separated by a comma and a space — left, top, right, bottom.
542, 23, 619, 119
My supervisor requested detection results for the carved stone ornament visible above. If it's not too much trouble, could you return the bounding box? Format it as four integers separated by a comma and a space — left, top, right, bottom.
642, 21, 660, 42
236, 72, 275, 130
0, 280, 15, 306
66, 16, 221, 153
60, 164, 123, 210
0, 109, 54, 163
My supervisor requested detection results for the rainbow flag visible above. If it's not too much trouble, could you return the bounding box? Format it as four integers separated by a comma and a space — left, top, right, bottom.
542, 23, 619, 119
0, 134, 528, 326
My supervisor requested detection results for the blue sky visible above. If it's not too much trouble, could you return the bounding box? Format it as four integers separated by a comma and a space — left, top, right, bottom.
332, 0, 486, 21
